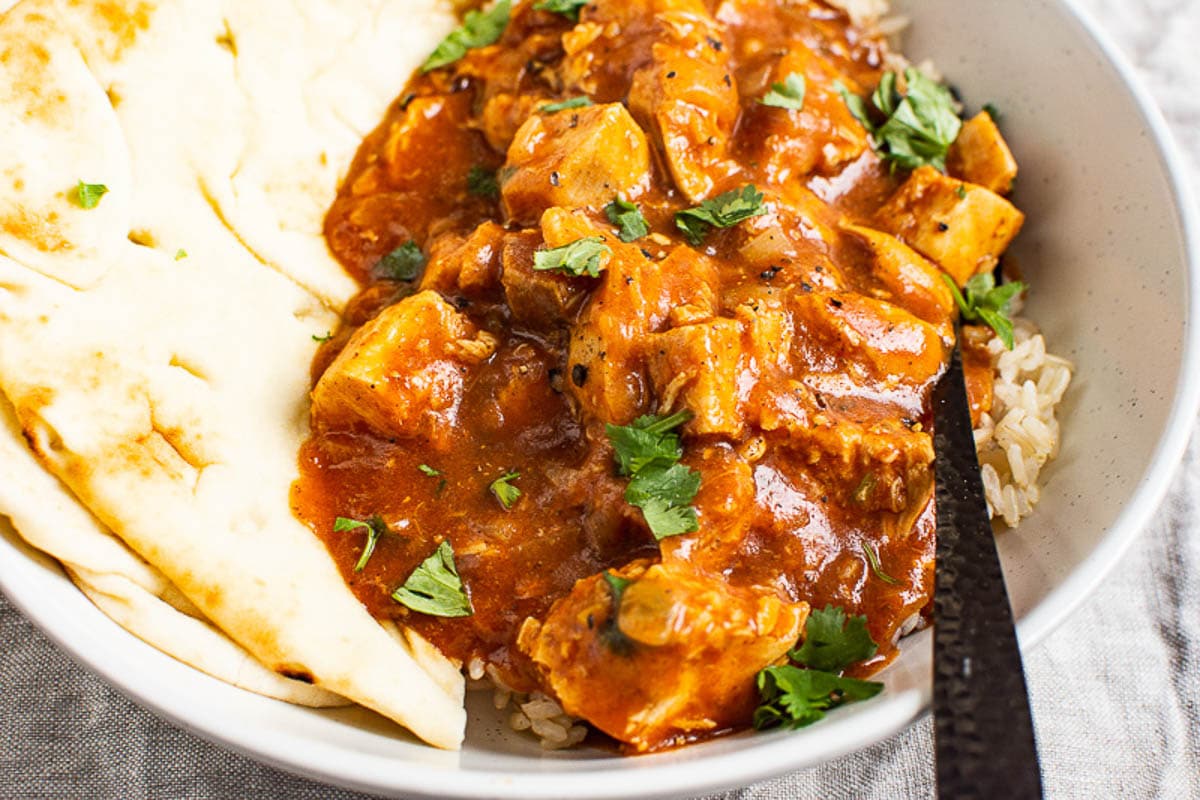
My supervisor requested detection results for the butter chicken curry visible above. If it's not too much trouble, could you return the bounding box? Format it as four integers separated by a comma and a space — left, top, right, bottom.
293, 0, 1025, 752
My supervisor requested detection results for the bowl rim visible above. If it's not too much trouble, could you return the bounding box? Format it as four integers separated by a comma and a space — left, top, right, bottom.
1, 0, 1198, 797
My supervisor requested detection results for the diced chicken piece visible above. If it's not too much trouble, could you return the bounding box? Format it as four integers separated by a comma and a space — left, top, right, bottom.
500, 229, 589, 327
311, 291, 498, 446
784, 418, 935, 513
419, 223, 505, 298
520, 561, 807, 753
841, 223, 955, 330
947, 112, 1018, 195
738, 44, 870, 181
381, 93, 495, 211
788, 289, 946, 405
626, 0, 740, 201
501, 103, 652, 226
647, 318, 746, 436
876, 166, 1025, 286
730, 188, 844, 290
567, 237, 719, 424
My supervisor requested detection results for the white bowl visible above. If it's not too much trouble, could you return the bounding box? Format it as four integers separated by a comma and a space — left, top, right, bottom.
1, 0, 1197, 796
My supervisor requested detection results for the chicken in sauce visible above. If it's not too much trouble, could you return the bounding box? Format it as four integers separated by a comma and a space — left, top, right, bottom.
293, 0, 1023, 752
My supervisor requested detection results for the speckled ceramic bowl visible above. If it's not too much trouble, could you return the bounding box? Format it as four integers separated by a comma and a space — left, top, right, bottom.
1, 0, 1197, 796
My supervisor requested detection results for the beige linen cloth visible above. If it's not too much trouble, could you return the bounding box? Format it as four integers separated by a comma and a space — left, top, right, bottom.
1, 0, 1198, 797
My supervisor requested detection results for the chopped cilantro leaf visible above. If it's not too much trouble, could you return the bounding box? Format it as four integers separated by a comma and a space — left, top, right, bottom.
490, 471, 521, 509
941, 272, 1025, 349
982, 102, 1003, 123
422, 0, 510, 72
605, 410, 690, 476
637, 497, 699, 539
334, 515, 388, 573
861, 541, 901, 586
467, 166, 500, 200
753, 665, 883, 730
539, 96, 593, 113
533, 236, 611, 277
839, 67, 962, 172
534, 0, 588, 22
375, 241, 426, 282
418, 464, 441, 477
74, 181, 108, 209
760, 72, 806, 111
675, 185, 767, 245
174, 249, 188, 260
392, 540, 473, 617
312, 332, 334, 343
790, 605, 879, 673
851, 472, 876, 505
605, 411, 700, 539
604, 197, 650, 242
600, 571, 635, 655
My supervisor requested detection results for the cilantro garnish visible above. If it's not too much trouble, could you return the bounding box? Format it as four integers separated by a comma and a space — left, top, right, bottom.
74, 181, 108, 209
333, 515, 388, 573
982, 102, 1002, 123
600, 571, 635, 655
392, 540, 473, 617
941, 272, 1025, 349
418, 464, 441, 477
539, 96, 593, 114
605, 411, 700, 540
422, 0, 510, 72
174, 249, 188, 261
839, 68, 962, 172
533, 236, 611, 277
753, 605, 883, 729
534, 0, 588, 22
675, 185, 767, 245
861, 541, 901, 586
760, 72, 806, 111
790, 605, 879, 673
312, 332, 334, 343
604, 197, 649, 243
375, 241, 426, 281
753, 665, 883, 729
467, 166, 500, 200
489, 471, 521, 509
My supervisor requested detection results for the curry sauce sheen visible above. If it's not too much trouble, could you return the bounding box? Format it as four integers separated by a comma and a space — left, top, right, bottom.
294, 0, 1020, 753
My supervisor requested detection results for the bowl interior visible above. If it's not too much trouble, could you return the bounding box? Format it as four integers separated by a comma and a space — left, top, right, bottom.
1, 0, 1196, 797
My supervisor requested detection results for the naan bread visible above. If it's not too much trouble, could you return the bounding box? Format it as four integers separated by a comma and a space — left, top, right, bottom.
0, 0, 469, 748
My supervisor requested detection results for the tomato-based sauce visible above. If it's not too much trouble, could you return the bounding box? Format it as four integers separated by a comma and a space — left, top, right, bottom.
293, 0, 1019, 752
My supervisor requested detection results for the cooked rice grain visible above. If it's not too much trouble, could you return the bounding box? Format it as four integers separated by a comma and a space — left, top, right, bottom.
974, 319, 1073, 527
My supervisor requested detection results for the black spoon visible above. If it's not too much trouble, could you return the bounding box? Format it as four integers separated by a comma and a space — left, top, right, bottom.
931, 329, 1044, 799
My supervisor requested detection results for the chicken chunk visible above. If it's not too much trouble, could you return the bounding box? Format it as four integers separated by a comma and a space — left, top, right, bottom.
840, 223, 955, 331
626, 0, 740, 201
419, 222, 505, 298
311, 291, 498, 445
647, 318, 746, 436
520, 561, 807, 752
788, 289, 946, 417
501, 103, 652, 226
737, 44, 870, 181
947, 112, 1018, 195
876, 166, 1025, 286
500, 229, 589, 328
568, 240, 719, 424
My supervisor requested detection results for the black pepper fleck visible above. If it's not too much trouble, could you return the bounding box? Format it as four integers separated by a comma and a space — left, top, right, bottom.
550, 171, 561, 187
571, 363, 589, 387
937, 222, 949, 232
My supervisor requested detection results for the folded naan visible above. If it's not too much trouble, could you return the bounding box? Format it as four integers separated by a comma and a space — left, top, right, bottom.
0, 0, 468, 748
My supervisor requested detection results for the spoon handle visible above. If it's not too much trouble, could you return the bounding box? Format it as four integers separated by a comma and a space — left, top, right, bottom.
932, 334, 1044, 800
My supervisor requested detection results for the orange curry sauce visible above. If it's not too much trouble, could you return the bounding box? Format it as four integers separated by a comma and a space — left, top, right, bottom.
293, 0, 1015, 752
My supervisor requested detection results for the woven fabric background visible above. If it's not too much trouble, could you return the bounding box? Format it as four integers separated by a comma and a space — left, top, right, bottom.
2, 0, 1198, 797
